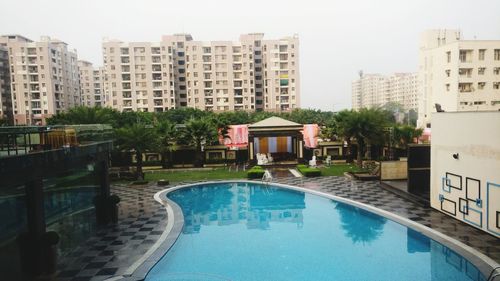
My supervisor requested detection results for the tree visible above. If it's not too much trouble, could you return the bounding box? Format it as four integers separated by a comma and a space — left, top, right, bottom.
46, 106, 119, 126
181, 118, 218, 167
393, 125, 423, 150
114, 124, 158, 179
333, 110, 356, 163
155, 120, 177, 168
334, 109, 390, 166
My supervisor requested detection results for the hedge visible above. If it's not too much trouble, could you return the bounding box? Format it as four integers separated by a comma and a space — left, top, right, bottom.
297, 164, 321, 177
247, 166, 266, 179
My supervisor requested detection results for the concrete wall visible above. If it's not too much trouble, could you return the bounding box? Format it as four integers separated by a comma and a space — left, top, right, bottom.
431, 111, 500, 237
380, 160, 408, 180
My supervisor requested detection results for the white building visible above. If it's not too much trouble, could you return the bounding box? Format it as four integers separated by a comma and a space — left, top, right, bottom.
352, 72, 418, 111
78, 60, 106, 107
417, 29, 500, 128
430, 111, 500, 238
0, 45, 11, 122
102, 33, 300, 112
0, 35, 80, 125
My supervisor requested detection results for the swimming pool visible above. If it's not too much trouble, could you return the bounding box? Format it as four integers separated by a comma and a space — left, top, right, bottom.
144, 182, 490, 281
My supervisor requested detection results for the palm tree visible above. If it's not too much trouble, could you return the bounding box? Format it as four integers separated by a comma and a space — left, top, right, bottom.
393, 125, 423, 150
155, 120, 177, 168
182, 118, 217, 167
114, 124, 158, 179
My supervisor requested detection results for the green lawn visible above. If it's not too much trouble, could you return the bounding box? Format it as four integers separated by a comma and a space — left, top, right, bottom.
319, 164, 367, 176
144, 168, 247, 183
136, 164, 365, 184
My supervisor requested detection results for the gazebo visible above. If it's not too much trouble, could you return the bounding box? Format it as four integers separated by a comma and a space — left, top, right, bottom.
247, 117, 305, 164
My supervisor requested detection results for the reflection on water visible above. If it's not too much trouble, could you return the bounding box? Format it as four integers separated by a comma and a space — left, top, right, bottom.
168, 182, 305, 233
333, 201, 387, 244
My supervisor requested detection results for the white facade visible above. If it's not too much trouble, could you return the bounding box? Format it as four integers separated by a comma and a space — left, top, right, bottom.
0, 35, 80, 125
430, 111, 500, 238
352, 73, 418, 111
103, 33, 300, 112
418, 30, 500, 128
78, 60, 106, 107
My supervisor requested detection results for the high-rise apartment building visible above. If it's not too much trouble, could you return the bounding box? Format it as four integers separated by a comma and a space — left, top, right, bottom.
0, 45, 12, 122
78, 60, 106, 107
418, 29, 500, 128
102, 33, 300, 112
352, 72, 418, 111
0, 35, 80, 125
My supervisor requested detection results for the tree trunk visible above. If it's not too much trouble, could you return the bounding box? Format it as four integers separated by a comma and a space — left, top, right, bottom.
161, 151, 168, 169
345, 139, 352, 163
136, 150, 144, 180
356, 139, 364, 167
194, 144, 203, 168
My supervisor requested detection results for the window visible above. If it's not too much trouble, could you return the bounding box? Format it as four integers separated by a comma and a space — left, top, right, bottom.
446, 51, 451, 63
494, 82, 500, 89
478, 49, 485, 60
478, 67, 486, 75
445, 69, 451, 77
478, 82, 486, 90
446, 84, 450, 91
494, 67, 500, 75
495, 49, 500, 60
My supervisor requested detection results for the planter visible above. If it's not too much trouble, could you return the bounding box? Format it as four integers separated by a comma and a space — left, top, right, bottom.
16, 231, 60, 276
157, 180, 170, 186
41, 231, 59, 274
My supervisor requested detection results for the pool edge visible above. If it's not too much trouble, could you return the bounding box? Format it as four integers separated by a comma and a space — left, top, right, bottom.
122, 179, 500, 280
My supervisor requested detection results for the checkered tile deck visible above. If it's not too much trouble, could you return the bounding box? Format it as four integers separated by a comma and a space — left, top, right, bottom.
57, 177, 500, 281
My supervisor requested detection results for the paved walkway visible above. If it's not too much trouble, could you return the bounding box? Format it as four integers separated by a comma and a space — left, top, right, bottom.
57, 177, 500, 281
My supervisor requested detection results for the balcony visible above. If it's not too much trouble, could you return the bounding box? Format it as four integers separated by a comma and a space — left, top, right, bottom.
458, 83, 473, 93
458, 68, 473, 78
121, 57, 130, 64
28, 66, 38, 73
30, 85, 40, 92
152, 73, 162, 81
459, 50, 473, 63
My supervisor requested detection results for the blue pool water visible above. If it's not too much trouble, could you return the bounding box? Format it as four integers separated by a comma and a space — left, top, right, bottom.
145, 182, 486, 281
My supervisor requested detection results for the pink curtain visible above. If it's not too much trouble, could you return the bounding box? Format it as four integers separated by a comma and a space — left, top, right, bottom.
220, 125, 249, 148
303, 124, 319, 148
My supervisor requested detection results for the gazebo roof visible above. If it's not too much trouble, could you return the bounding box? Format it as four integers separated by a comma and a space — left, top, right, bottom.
249, 117, 301, 128
248, 117, 303, 134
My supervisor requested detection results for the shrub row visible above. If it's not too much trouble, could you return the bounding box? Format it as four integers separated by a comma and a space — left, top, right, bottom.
247, 166, 266, 179
297, 164, 321, 177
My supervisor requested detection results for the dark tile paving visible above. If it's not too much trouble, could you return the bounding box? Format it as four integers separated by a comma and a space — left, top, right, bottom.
57, 177, 500, 281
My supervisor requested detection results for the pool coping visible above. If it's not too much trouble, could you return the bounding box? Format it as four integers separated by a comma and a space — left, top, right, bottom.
117, 180, 500, 280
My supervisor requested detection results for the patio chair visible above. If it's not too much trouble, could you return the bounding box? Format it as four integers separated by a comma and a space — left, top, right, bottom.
267, 153, 274, 163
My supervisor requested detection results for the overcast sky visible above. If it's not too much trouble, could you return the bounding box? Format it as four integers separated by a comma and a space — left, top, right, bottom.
1, 0, 499, 110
